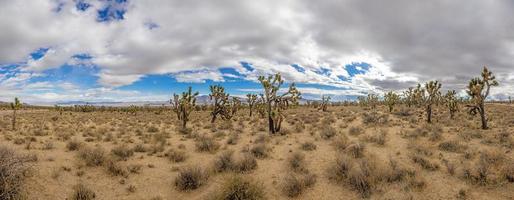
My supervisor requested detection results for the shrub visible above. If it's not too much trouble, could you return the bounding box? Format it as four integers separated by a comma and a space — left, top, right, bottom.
348, 126, 364, 136
348, 164, 371, 198
226, 133, 239, 145
346, 142, 365, 158
174, 167, 209, 191
71, 183, 96, 200
250, 144, 268, 159
67, 139, 83, 151
0, 147, 32, 200
282, 173, 316, 197
411, 154, 439, 171
438, 141, 467, 153
165, 149, 187, 163
78, 146, 106, 166
214, 151, 257, 173
320, 126, 337, 139
105, 160, 129, 177
111, 145, 134, 160
195, 136, 220, 153
288, 152, 308, 173
211, 175, 265, 200
300, 141, 317, 151
214, 151, 234, 173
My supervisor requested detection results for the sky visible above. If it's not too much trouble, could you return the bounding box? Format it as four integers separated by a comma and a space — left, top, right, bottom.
0, 0, 513, 104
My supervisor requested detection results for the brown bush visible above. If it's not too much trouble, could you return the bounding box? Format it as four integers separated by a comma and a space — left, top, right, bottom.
71, 183, 96, 200
0, 147, 32, 200
211, 175, 265, 200
175, 167, 209, 191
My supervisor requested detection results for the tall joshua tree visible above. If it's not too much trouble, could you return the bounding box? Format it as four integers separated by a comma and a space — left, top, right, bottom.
384, 91, 400, 112
209, 85, 230, 123
444, 90, 459, 119
367, 94, 379, 110
466, 66, 498, 129
10, 97, 22, 130
259, 73, 301, 134
319, 95, 331, 112
246, 94, 258, 117
403, 87, 415, 107
414, 81, 441, 123
171, 87, 199, 129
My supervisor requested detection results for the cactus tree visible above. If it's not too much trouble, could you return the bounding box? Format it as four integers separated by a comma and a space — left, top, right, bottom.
246, 94, 258, 117
403, 87, 415, 107
414, 81, 441, 123
171, 87, 199, 129
466, 67, 498, 129
367, 94, 379, 110
444, 90, 459, 119
209, 85, 230, 123
258, 73, 301, 134
319, 95, 331, 112
10, 97, 22, 130
384, 91, 400, 112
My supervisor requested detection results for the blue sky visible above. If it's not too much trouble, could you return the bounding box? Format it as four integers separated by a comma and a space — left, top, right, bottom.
1, 0, 513, 104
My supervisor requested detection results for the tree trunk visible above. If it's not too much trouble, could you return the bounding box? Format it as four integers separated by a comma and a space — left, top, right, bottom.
450, 111, 454, 119
479, 103, 487, 129
268, 115, 275, 134
211, 112, 217, 123
249, 107, 253, 117
426, 105, 432, 123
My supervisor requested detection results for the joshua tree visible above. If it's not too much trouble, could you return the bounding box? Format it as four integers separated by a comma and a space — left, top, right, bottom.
357, 96, 367, 107
259, 73, 301, 134
54, 105, 64, 115
209, 85, 230, 123
403, 87, 415, 107
171, 87, 199, 129
444, 90, 459, 119
246, 94, 258, 117
319, 95, 331, 112
466, 67, 498, 129
384, 91, 400, 112
509, 96, 512, 104
10, 97, 22, 130
367, 94, 379, 110
414, 81, 441, 123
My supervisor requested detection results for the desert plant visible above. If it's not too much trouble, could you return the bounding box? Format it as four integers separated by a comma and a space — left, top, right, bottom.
466, 66, 498, 129
210, 85, 230, 123
0, 147, 32, 200
10, 97, 22, 130
403, 87, 416, 107
318, 95, 331, 112
71, 183, 96, 200
384, 91, 400, 112
414, 81, 441, 123
444, 90, 459, 119
247, 94, 258, 117
258, 73, 301, 134
174, 167, 209, 191
367, 94, 379, 110
78, 146, 106, 167
211, 175, 265, 200
171, 87, 199, 129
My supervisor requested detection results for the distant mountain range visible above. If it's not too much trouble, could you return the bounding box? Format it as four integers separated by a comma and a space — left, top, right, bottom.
52, 95, 321, 107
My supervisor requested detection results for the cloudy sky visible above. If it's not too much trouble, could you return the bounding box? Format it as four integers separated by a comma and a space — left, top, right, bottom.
1, 0, 513, 104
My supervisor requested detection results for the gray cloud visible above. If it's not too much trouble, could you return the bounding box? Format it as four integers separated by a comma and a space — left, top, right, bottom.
0, 0, 513, 99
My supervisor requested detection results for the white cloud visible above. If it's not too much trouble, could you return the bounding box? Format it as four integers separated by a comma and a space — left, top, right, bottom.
1, 0, 513, 100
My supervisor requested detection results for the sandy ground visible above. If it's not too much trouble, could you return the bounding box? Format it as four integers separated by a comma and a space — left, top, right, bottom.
0, 104, 513, 200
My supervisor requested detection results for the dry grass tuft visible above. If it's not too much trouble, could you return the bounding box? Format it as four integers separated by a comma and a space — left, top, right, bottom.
175, 167, 209, 191
210, 175, 265, 200
0, 147, 32, 200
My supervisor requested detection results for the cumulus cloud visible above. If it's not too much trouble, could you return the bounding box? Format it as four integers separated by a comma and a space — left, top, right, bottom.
1, 0, 513, 100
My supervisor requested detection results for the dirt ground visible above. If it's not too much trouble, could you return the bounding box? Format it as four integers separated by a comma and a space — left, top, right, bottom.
0, 104, 513, 200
